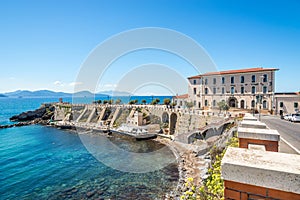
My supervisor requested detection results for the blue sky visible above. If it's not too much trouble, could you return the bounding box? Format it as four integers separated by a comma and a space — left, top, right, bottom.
0, 0, 299, 94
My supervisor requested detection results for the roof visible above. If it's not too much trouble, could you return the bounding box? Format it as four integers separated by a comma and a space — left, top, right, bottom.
188, 67, 279, 79
275, 92, 300, 96
173, 94, 188, 99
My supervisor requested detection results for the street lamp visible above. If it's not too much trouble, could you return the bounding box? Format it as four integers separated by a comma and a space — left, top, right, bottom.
259, 75, 264, 121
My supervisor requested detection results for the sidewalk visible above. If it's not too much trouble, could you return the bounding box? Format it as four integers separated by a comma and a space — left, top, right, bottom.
279, 139, 298, 154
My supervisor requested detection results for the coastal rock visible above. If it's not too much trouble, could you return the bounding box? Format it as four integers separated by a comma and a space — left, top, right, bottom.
10, 104, 54, 122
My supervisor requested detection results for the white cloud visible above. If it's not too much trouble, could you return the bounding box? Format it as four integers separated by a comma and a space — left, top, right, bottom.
103, 84, 117, 88
69, 82, 83, 86
54, 81, 64, 86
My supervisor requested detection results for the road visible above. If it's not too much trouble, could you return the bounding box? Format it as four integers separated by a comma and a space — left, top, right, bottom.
260, 115, 300, 154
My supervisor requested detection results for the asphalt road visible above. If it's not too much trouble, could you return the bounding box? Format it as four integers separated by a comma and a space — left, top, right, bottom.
260, 115, 300, 153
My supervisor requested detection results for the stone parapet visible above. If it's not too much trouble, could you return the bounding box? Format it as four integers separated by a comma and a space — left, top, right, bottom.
242, 113, 258, 121
238, 127, 280, 141
221, 147, 300, 196
240, 120, 267, 129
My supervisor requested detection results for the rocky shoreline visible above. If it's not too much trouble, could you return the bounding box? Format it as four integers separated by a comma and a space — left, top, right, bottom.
3, 104, 233, 200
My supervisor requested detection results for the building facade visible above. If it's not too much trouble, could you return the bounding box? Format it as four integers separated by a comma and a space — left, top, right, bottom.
172, 94, 188, 108
274, 92, 300, 115
187, 67, 279, 112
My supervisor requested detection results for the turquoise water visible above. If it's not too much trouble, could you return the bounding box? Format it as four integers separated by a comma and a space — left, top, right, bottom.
0, 98, 178, 199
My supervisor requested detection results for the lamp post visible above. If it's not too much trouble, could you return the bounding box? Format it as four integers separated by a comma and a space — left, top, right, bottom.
259, 75, 264, 121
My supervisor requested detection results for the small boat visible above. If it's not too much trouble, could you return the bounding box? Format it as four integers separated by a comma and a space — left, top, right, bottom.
135, 134, 157, 141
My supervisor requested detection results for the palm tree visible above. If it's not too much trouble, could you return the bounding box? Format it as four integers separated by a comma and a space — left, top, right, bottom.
141, 99, 146, 104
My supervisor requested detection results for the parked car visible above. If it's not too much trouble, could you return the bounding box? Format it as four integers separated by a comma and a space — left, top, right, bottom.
291, 113, 300, 122
284, 114, 291, 121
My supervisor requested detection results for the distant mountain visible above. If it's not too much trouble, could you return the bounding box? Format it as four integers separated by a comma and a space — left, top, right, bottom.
3, 90, 133, 98
4, 90, 71, 98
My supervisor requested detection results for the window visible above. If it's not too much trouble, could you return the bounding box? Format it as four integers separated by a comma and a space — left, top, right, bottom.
263, 86, 267, 94
231, 76, 234, 84
252, 86, 256, 94
263, 74, 268, 82
251, 100, 255, 108
213, 78, 216, 84
205, 88, 208, 94
193, 79, 196, 85
241, 76, 245, 83
194, 100, 196, 106
294, 102, 299, 108
263, 100, 267, 109
213, 87, 216, 94
241, 86, 245, 94
222, 77, 225, 84
231, 87, 234, 94
280, 102, 283, 108
213, 100, 216, 107
222, 87, 225, 94
252, 75, 256, 83
205, 100, 208, 106
193, 88, 197, 95
205, 78, 208, 85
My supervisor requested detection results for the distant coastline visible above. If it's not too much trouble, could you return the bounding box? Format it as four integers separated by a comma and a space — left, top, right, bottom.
0, 89, 174, 100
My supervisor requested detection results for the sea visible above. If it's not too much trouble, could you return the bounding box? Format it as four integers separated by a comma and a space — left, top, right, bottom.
0, 97, 179, 200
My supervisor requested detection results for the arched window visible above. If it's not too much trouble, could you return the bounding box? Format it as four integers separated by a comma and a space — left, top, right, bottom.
240, 100, 245, 109
241, 76, 245, 83
263, 100, 267, 109
213, 87, 216, 94
263, 86, 267, 94
263, 74, 268, 82
231, 87, 234, 94
251, 86, 256, 94
222, 77, 225, 84
213, 100, 216, 107
231, 76, 234, 84
251, 100, 255, 108
241, 86, 245, 94
252, 75, 256, 83
205, 100, 208, 106
205, 88, 208, 94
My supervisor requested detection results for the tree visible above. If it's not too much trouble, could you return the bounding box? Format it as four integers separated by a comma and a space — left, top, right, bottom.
170, 102, 176, 107
155, 98, 160, 104
151, 100, 157, 105
134, 99, 138, 104
141, 99, 147, 104
185, 102, 194, 109
103, 100, 108, 104
108, 99, 114, 105
217, 101, 229, 113
163, 98, 171, 105
129, 100, 135, 105
115, 99, 121, 105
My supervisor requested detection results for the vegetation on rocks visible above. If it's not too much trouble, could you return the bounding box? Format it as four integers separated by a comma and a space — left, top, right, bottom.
180, 137, 238, 200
